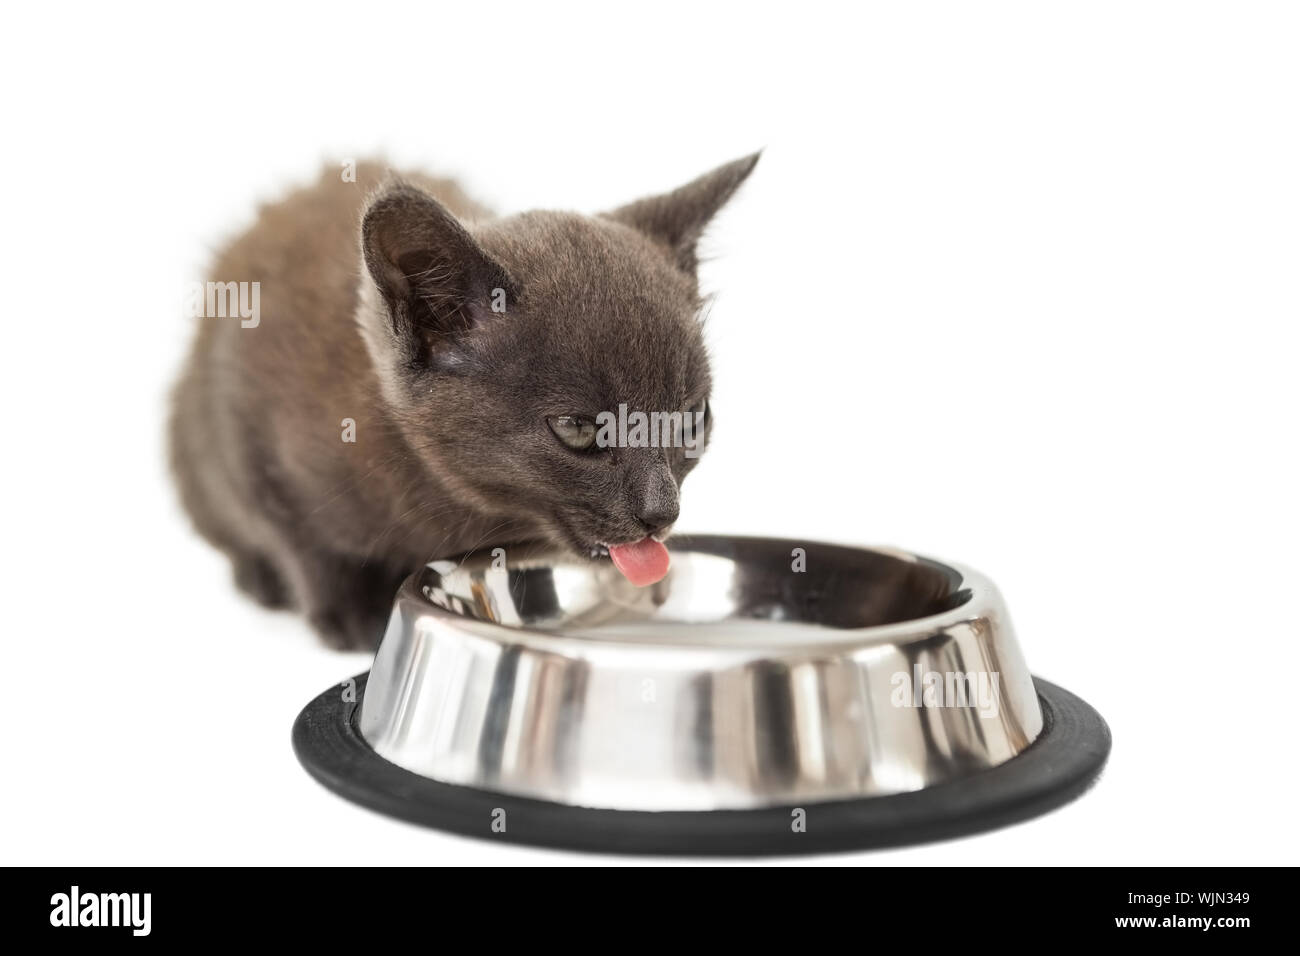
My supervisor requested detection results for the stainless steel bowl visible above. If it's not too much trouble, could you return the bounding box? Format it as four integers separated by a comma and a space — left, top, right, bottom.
357, 536, 1045, 811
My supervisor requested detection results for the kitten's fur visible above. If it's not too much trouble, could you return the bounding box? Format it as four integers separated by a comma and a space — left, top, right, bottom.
170, 156, 758, 649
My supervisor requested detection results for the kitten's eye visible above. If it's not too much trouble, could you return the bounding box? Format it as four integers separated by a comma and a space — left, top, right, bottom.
690, 398, 710, 425
547, 415, 598, 451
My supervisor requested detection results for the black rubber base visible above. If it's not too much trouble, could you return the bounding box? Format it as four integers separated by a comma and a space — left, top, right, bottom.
292, 673, 1110, 856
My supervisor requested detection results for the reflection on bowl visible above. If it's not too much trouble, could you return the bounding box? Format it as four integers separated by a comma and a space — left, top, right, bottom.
356, 535, 1043, 811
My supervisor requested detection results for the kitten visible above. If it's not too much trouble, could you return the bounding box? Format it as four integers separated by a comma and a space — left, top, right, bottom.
169, 155, 758, 649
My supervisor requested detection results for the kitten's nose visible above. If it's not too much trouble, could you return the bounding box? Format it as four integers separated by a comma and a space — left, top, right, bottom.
636, 500, 679, 536
634, 466, 679, 536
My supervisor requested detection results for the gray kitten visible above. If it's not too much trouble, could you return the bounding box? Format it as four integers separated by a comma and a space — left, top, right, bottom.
169, 155, 758, 649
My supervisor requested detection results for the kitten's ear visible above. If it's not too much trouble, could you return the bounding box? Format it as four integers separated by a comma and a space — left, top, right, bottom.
604, 152, 760, 274
361, 183, 515, 361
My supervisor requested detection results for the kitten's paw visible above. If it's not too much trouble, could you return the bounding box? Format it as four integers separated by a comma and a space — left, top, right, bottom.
308, 605, 388, 652
233, 555, 291, 610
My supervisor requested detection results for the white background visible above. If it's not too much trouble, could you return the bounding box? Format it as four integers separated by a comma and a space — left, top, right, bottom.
2, 1, 1296, 865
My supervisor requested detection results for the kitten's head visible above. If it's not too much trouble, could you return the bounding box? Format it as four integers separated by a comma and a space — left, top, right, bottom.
357, 154, 758, 566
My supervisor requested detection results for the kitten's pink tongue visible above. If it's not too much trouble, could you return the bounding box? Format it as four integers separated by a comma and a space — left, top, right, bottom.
608, 537, 671, 587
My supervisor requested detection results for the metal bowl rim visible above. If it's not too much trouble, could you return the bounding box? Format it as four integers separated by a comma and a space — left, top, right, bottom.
409, 535, 999, 657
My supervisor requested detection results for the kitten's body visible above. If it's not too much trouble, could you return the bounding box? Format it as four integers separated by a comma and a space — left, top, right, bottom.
171, 157, 756, 648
